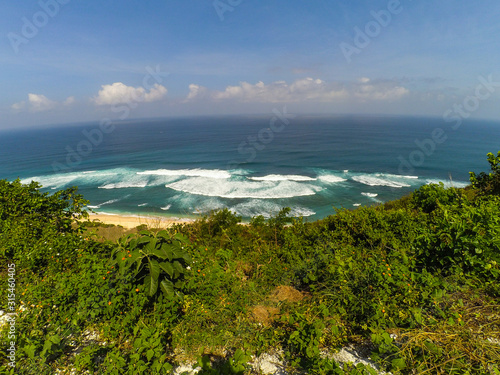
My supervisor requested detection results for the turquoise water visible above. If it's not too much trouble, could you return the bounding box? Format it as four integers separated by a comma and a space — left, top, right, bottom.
1, 115, 498, 220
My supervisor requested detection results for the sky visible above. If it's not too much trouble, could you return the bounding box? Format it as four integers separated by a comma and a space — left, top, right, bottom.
1, 0, 500, 128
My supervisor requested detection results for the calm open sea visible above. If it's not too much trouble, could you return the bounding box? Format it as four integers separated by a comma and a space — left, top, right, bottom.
1, 115, 498, 220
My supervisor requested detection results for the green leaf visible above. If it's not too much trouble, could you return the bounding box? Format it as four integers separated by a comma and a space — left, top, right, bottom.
23, 344, 36, 359
391, 358, 406, 369
160, 279, 174, 297
146, 349, 155, 362
156, 230, 169, 239
173, 233, 188, 243
159, 261, 174, 278
151, 247, 168, 260
149, 259, 160, 281
424, 340, 442, 355
144, 274, 159, 296
145, 238, 157, 254
137, 236, 151, 245
161, 243, 174, 261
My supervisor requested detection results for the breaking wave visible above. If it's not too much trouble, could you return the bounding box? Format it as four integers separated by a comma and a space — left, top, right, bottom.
166, 178, 322, 199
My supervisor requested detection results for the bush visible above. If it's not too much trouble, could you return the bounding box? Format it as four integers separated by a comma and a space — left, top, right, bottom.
411, 182, 463, 213
469, 151, 500, 196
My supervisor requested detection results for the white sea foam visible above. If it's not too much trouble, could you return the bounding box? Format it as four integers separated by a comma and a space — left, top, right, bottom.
89, 198, 121, 209
361, 192, 378, 198
98, 171, 150, 189
21, 174, 79, 188
138, 203, 148, 207
229, 200, 315, 218
289, 207, 316, 217
166, 178, 322, 199
375, 173, 418, 180
353, 203, 361, 207
137, 168, 231, 179
319, 175, 348, 183
249, 174, 317, 182
161, 204, 172, 211
426, 179, 469, 188
191, 197, 227, 214
99, 181, 148, 189
22, 169, 123, 189
352, 175, 411, 188
93, 211, 119, 216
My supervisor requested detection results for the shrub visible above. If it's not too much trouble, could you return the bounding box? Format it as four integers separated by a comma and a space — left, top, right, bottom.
411, 182, 463, 213
469, 151, 500, 196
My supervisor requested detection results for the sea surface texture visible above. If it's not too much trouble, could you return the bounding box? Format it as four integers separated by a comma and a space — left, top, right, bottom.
1, 115, 498, 220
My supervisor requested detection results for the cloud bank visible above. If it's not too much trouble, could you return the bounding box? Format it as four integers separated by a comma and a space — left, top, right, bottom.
11, 94, 75, 113
92, 82, 167, 106
185, 77, 409, 103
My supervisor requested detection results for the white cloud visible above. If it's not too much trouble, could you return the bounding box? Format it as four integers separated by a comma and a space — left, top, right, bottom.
353, 79, 409, 101
185, 77, 408, 103
93, 82, 167, 106
11, 101, 26, 112
11, 94, 77, 113
210, 78, 347, 103
64, 96, 76, 105
28, 93, 56, 112
185, 84, 208, 101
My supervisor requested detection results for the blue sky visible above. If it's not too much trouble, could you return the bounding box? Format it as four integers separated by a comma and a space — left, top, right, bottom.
1, 0, 500, 128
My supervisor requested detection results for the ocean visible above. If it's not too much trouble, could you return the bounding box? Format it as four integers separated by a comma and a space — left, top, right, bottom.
1, 115, 498, 221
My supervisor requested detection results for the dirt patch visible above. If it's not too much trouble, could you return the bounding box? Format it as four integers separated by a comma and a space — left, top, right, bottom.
269, 286, 305, 303
251, 305, 280, 326
235, 261, 253, 280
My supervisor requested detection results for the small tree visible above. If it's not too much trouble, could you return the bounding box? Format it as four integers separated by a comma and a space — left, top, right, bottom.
469, 151, 500, 196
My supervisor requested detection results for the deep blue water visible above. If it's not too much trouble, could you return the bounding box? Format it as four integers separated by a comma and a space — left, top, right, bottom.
1, 115, 498, 220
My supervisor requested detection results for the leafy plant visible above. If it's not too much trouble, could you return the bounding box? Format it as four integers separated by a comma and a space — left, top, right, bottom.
470, 151, 500, 196
112, 230, 192, 298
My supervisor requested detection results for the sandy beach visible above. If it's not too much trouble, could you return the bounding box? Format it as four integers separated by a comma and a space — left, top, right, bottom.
86, 213, 195, 229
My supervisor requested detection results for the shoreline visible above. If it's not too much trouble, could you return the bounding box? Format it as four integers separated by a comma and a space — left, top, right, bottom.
85, 212, 196, 229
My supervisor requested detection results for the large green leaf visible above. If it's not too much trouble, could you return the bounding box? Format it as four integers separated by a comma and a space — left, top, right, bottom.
148, 259, 160, 281
159, 261, 174, 278
137, 236, 151, 245
160, 279, 174, 297
161, 243, 174, 261
144, 274, 159, 296
144, 238, 157, 254
173, 233, 188, 243
156, 230, 170, 239
151, 247, 168, 260
173, 260, 184, 277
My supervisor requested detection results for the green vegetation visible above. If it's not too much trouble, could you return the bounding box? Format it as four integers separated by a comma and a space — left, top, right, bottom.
1, 153, 500, 374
